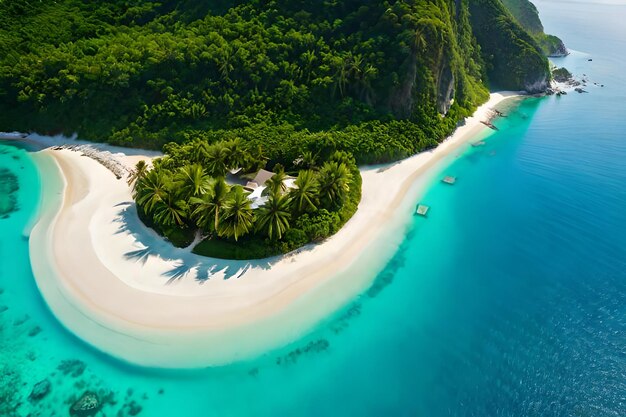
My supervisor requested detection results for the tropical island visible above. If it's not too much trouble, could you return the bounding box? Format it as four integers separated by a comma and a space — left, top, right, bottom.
0, 0, 567, 366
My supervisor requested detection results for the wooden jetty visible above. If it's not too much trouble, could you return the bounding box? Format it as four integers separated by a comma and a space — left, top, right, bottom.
415, 204, 430, 216
442, 176, 456, 185
480, 121, 499, 131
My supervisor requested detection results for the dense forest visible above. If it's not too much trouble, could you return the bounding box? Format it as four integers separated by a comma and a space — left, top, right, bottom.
0, 0, 550, 166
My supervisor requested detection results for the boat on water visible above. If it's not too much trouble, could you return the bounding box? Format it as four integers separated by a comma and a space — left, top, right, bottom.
442, 176, 456, 185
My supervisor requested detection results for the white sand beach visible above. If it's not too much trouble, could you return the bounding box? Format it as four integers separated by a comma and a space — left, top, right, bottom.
27, 92, 521, 368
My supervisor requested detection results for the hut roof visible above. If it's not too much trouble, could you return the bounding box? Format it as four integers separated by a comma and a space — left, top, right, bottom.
253, 169, 275, 186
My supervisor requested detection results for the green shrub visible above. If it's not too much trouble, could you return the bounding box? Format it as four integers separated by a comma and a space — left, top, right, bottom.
163, 227, 196, 248
192, 235, 276, 260
283, 228, 309, 250
296, 210, 341, 242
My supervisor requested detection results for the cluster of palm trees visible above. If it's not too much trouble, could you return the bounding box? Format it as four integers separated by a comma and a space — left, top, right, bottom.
164, 138, 263, 178
129, 144, 355, 245
332, 52, 378, 101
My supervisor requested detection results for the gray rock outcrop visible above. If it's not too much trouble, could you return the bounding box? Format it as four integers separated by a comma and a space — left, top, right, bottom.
70, 391, 101, 417
29, 379, 51, 401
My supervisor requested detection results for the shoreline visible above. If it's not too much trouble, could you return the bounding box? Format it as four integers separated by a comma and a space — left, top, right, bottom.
28, 92, 522, 368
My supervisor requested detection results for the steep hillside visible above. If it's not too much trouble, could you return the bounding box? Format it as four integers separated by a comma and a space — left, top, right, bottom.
500, 0, 568, 57
0, 0, 550, 163
469, 0, 551, 92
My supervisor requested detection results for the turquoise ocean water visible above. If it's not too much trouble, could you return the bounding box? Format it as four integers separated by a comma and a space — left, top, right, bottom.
1, 1, 625, 415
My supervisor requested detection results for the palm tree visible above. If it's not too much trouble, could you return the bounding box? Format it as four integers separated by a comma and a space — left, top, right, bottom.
265, 164, 288, 195
295, 150, 317, 170
190, 178, 230, 232
350, 53, 364, 80
329, 150, 355, 166
266, 172, 288, 195
246, 144, 267, 173
224, 138, 247, 171
153, 189, 188, 227
219, 48, 235, 81
175, 164, 211, 199
134, 168, 169, 213
190, 102, 207, 120
218, 186, 254, 241
279, 79, 300, 105
190, 190, 215, 231
333, 55, 350, 98
360, 64, 378, 102
412, 26, 427, 52
255, 190, 291, 241
205, 142, 229, 177
318, 161, 352, 207
127, 160, 148, 192
414, 18, 447, 52
192, 141, 209, 164
302, 50, 316, 82
289, 170, 319, 214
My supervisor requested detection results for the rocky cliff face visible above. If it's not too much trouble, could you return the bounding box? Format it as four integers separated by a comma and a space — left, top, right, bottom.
544, 36, 569, 57
390, 52, 457, 117
523, 76, 550, 94
550, 42, 568, 58
387, 0, 550, 119
437, 63, 455, 114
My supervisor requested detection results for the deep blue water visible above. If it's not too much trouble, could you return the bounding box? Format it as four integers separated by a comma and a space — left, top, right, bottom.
1, 1, 625, 416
